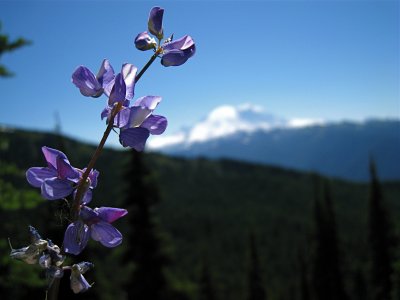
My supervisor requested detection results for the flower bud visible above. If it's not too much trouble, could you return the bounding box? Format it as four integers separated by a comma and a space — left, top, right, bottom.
135, 32, 157, 51
148, 7, 164, 40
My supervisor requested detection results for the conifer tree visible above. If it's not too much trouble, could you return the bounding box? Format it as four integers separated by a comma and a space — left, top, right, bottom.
123, 150, 171, 299
247, 232, 266, 300
0, 21, 31, 77
368, 160, 395, 300
311, 180, 348, 300
198, 256, 217, 300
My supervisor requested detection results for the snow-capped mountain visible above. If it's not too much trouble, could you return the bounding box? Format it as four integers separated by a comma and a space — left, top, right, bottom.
148, 104, 400, 181
148, 104, 324, 149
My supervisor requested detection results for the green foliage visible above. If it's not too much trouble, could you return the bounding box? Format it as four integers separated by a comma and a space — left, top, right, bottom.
0, 21, 31, 77
0, 128, 400, 300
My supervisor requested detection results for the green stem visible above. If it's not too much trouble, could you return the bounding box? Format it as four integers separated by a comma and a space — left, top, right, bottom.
47, 278, 60, 300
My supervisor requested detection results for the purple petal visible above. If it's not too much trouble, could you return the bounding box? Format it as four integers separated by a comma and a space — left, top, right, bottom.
95, 207, 128, 223
72, 66, 102, 97
42, 146, 67, 169
134, 31, 157, 51
72, 189, 93, 205
79, 206, 98, 221
114, 107, 131, 128
41, 178, 74, 200
161, 35, 196, 67
56, 157, 80, 180
26, 167, 57, 188
63, 221, 90, 255
148, 7, 164, 40
90, 221, 123, 248
128, 106, 152, 128
141, 115, 168, 135
162, 35, 195, 52
119, 127, 150, 151
96, 59, 115, 88
101, 106, 111, 120
108, 73, 126, 105
134, 95, 162, 110
88, 169, 99, 189
121, 64, 137, 101
82, 189, 93, 205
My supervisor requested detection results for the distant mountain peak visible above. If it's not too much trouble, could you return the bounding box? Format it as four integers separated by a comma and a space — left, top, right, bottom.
148, 103, 324, 149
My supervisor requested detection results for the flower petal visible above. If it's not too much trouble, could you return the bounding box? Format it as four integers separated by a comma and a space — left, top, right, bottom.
141, 115, 168, 135
95, 207, 128, 223
42, 146, 67, 169
134, 95, 162, 110
114, 107, 131, 128
63, 221, 90, 255
96, 59, 115, 88
108, 73, 126, 105
88, 169, 99, 189
134, 31, 157, 51
70, 273, 91, 294
26, 167, 57, 188
161, 35, 195, 67
41, 178, 74, 200
91, 221, 123, 248
56, 157, 80, 180
72, 66, 102, 97
121, 63, 137, 101
79, 206, 99, 221
128, 106, 152, 128
119, 127, 150, 151
148, 7, 164, 40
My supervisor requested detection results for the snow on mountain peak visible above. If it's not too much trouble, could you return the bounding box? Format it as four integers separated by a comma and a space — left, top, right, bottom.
147, 103, 324, 149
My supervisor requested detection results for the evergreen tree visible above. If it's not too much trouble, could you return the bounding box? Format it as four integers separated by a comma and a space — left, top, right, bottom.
298, 250, 310, 300
198, 256, 217, 300
368, 160, 395, 300
123, 150, 172, 300
311, 180, 348, 300
247, 232, 266, 300
0, 21, 31, 77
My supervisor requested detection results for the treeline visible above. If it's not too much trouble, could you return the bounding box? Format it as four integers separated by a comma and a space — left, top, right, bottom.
1, 128, 400, 300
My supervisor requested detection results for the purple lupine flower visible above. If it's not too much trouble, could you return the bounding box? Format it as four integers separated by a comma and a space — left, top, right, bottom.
161, 35, 196, 67
104, 63, 138, 105
135, 31, 157, 51
148, 7, 164, 40
70, 262, 94, 294
102, 95, 167, 151
26, 147, 98, 202
26, 147, 80, 200
119, 96, 168, 151
72, 59, 115, 97
63, 206, 127, 255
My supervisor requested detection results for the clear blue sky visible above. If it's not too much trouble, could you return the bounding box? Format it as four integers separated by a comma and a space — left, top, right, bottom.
0, 0, 399, 147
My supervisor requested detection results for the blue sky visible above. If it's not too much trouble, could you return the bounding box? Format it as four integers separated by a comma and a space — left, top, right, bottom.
0, 0, 398, 147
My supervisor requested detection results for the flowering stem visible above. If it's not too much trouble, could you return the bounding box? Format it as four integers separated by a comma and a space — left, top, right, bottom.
135, 47, 162, 82
70, 49, 161, 219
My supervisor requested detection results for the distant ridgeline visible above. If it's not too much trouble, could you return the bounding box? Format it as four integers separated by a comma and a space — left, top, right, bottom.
157, 119, 400, 181
1, 127, 400, 300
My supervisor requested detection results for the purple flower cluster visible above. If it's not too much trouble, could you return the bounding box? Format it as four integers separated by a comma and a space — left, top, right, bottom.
12, 6, 195, 295
26, 146, 98, 202
135, 7, 196, 67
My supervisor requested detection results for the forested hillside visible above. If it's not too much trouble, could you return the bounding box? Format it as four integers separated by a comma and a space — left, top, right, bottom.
1, 127, 400, 300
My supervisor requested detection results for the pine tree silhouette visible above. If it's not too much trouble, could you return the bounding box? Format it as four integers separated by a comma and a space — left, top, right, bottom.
311, 179, 348, 300
247, 232, 266, 300
368, 160, 395, 300
198, 256, 217, 300
123, 150, 172, 300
